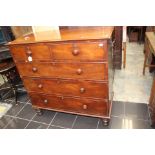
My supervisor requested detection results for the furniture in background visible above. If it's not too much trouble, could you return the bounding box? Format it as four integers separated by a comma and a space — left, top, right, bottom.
0, 26, 26, 103
0, 60, 15, 100
113, 26, 123, 69
146, 26, 155, 32
0, 26, 14, 100
0, 59, 26, 103
149, 76, 155, 127
143, 32, 155, 75
128, 26, 146, 44
8, 26, 114, 125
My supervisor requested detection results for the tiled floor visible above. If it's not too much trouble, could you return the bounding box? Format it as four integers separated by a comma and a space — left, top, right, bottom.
0, 93, 153, 129
113, 42, 153, 103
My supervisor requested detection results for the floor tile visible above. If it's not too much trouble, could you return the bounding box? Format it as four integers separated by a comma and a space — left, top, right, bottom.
125, 102, 150, 120
26, 121, 48, 129
17, 93, 29, 103
5, 118, 29, 129
48, 125, 65, 129
1, 89, 14, 101
110, 117, 126, 129
17, 104, 36, 120
73, 115, 99, 129
114, 42, 153, 103
6, 101, 25, 116
51, 112, 76, 128
111, 101, 125, 117
0, 115, 13, 129
123, 116, 152, 129
32, 110, 56, 124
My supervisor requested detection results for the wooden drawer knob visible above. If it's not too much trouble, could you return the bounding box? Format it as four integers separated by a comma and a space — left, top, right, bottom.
80, 87, 85, 93
26, 50, 32, 56
32, 67, 37, 72
76, 68, 83, 75
44, 99, 48, 104
83, 104, 87, 110
72, 49, 79, 56
38, 84, 43, 88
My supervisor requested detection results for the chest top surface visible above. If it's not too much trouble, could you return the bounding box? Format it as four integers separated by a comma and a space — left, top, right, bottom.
8, 26, 114, 45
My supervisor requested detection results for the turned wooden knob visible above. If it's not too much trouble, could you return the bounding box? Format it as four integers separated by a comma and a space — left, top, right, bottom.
38, 84, 43, 88
83, 104, 87, 110
44, 99, 48, 104
76, 68, 82, 75
80, 87, 85, 93
32, 67, 37, 72
72, 49, 79, 56
26, 50, 32, 56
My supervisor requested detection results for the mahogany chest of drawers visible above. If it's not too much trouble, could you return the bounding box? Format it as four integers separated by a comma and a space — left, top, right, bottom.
8, 26, 114, 125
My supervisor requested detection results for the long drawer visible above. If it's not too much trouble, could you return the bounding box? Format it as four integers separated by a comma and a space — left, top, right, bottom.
16, 62, 108, 80
30, 93, 108, 116
10, 41, 107, 62
23, 78, 108, 99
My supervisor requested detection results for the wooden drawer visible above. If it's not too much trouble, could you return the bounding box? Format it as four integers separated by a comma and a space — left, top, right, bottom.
16, 62, 108, 80
23, 78, 108, 99
10, 44, 51, 61
48, 41, 107, 61
30, 93, 108, 116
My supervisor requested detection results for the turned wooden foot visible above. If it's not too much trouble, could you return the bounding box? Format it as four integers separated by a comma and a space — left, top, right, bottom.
34, 108, 43, 116
102, 118, 109, 126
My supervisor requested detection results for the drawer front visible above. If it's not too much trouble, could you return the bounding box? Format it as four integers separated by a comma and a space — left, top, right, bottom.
49, 41, 107, 61
10, 44, 51, 61
30, 93, 108, 116
23, 78, 108, 99
16, 62, 108, 80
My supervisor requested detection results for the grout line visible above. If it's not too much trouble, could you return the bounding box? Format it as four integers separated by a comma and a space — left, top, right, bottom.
4, 113, 68, 129
3, 116, 14, 129
24, 113, 37, 129
17, 100, 29, 104
4, 98, 15, 102
49, 125, 67, 129
96, 119, 100, 129
4, 114, 49, 126
14, 103, 27, 117
71, 115, 78, 129
3, 102, 27, 129
47, 112, 58, 129
1, 89, 13, 99
26, 100, 31, 104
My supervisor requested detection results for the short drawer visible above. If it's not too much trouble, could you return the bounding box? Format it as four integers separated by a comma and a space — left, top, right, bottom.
16, 62, 108, 80
10, 44, 51, 61
48, 41, 107, 61
23, 78, 108, 99
30, 93, 108, 116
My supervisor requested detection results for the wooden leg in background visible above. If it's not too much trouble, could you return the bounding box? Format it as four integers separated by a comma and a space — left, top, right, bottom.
143, 49, 148, 75
123, 42, 126, 69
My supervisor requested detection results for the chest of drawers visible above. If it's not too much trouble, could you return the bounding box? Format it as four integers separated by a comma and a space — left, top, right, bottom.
8, 26, 114, 125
